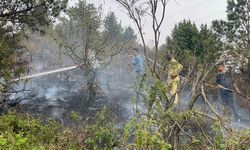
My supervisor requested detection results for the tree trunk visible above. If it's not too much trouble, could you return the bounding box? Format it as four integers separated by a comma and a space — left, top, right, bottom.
85, 67, 97, 106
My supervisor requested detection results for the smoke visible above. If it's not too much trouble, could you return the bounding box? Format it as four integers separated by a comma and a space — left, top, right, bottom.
9, 31, 250, 129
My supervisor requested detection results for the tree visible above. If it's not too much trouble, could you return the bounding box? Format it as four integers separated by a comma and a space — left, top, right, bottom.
123, 26, 137, 44
104, 12, 123, 42
55, 1, 133, 105
103, 12, 132, 57
0, 31, 32, 111
197, 24, 222, 64
166, 20, 199, 57
212, 0, 250, 50
165, 20, 221, 65
55, 0, 102, 104
0, 30, 26, 110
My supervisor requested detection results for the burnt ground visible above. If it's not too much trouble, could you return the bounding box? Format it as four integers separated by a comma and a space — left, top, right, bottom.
15, 88, 132, 126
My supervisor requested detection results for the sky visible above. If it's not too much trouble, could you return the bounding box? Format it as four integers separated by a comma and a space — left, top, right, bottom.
68, 0, 228, 46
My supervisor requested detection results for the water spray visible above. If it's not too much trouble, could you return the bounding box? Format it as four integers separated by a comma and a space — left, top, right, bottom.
13, 65, 79, 81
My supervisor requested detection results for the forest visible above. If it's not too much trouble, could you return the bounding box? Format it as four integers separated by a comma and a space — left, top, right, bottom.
0, 0, 249, 150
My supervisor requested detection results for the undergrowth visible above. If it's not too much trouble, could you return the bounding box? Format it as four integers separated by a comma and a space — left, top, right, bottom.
0, 108, 249, 150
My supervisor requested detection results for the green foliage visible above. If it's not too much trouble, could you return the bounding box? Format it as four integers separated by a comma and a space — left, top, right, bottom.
84, 108, 119, 150
147, 79, 169, 112
210, 120, 250, 150
70, 111, 80, 122
103, 12, 137, 54
122, 118, 172, 150
104, 12, 123, 42
0, 112, 67, 149
103, 12, 137, 51
212, 0, 250, 49
123, 26, 137, 44
167, 20, 199, 56
0, 29, 26, 96
0, 108, 249, 150
56, 0, 136, 66
0, 0, 68, 33
0, 135, 7, 146
166, 20, 222, 64
57, 0, 102, 59
0, 35, 17, 87
198, 25, 222, 63
67, 1, 101, 31
0, 109, 119, 150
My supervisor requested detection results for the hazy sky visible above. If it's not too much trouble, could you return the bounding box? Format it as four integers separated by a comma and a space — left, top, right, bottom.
68, 0, 228, 45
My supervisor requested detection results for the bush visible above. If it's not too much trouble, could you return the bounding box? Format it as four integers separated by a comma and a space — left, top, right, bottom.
0, 109, 119, 150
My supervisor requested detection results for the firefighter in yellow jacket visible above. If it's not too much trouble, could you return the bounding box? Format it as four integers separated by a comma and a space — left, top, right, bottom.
166, 54, 183, 108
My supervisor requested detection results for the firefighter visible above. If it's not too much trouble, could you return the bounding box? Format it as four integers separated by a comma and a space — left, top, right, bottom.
165, 54, 183, 108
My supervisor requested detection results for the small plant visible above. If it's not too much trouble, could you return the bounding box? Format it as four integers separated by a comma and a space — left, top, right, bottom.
84, 108, 119, 150
121, 118, 172, 150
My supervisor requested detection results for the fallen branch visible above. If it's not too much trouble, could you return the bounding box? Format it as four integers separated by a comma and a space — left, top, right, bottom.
201, 85, 231, 131
204, 83, 250, 101
194, 116, 213, 146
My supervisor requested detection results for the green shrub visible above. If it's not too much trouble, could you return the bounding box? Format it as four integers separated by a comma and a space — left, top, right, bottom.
121, 118, 172, 150
0, 109, 119, 150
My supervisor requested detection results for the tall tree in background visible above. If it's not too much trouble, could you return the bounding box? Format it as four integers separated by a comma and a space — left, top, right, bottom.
104, 12, 123, 42
103, 12, 131, 57
197, 24, 222, 64
212, 0, 250, 50
165, 20, 221, 66
166, 20, 199, 57
123, 26, 137, 45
